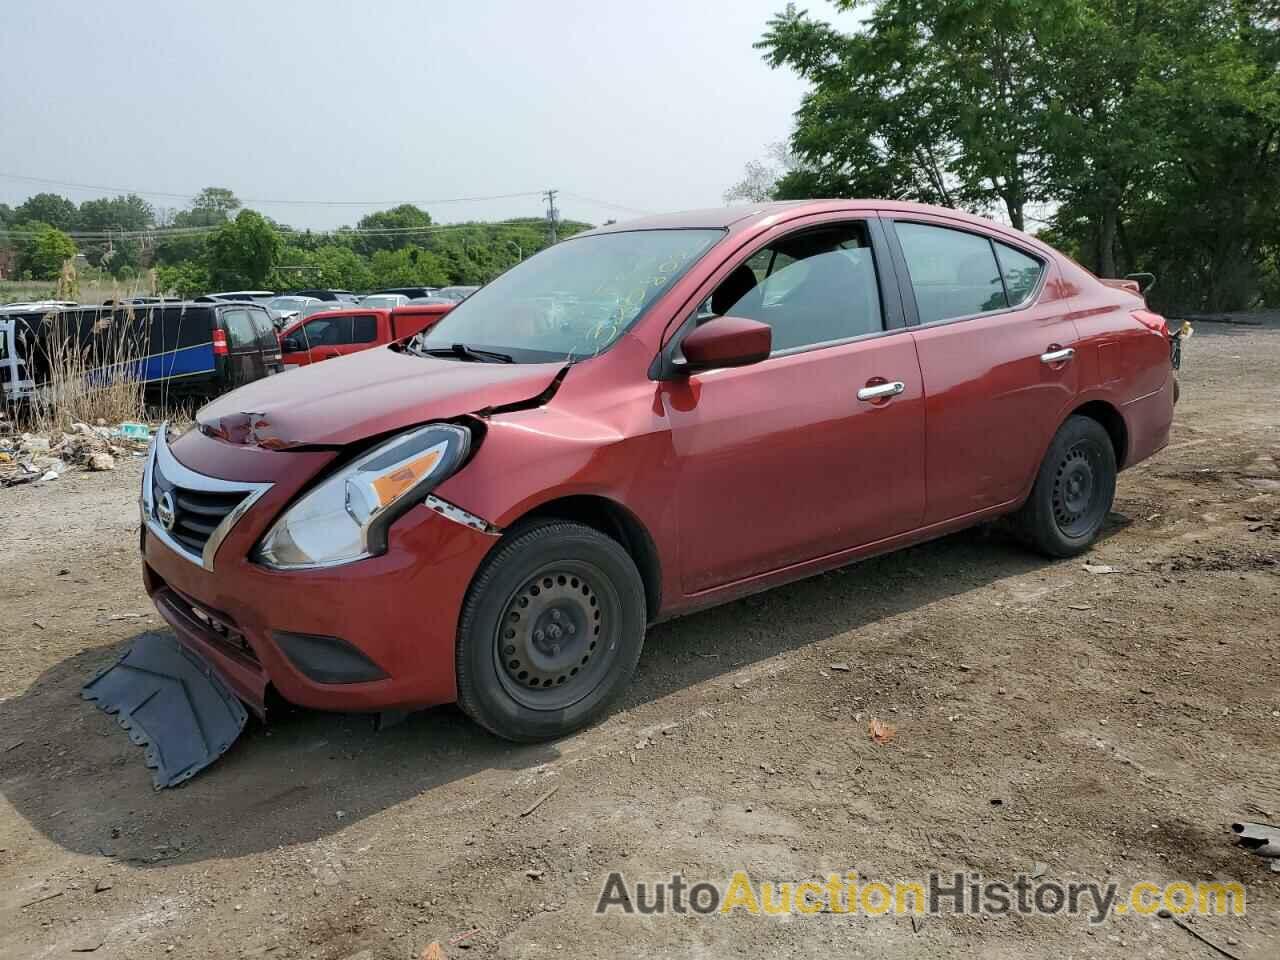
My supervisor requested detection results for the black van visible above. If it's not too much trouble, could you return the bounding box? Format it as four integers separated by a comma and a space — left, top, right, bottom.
11, 301, 283, 399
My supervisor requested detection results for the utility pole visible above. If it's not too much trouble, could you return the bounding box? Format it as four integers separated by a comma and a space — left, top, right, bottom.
543, 189, 559, 244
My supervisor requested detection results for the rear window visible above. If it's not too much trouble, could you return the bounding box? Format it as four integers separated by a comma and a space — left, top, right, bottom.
352, 314, 378, 343
245, 307, 278, 347
995, 241, 1045, 306
895, 222, 1008, 324
221, 309, 259, 348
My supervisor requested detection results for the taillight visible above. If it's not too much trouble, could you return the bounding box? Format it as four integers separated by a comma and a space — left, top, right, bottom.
212, 329, 228, 356
1132, 310, 1169, 337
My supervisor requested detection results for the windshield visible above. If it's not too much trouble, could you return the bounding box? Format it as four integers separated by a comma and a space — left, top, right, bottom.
420, 229, 723, 361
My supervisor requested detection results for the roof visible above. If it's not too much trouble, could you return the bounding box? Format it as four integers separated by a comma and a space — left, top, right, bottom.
580, 199, 1038, 244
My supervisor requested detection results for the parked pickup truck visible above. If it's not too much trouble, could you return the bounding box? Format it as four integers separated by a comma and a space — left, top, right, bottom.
279, 302, 454, 368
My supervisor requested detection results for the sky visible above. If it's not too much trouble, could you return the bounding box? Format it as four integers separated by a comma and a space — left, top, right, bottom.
0, 0, 861, 232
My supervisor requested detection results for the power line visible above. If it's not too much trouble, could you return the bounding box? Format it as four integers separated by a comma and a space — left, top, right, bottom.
560, 192, 653, 216
0, 218, 573, 242
0, 171, 546, 209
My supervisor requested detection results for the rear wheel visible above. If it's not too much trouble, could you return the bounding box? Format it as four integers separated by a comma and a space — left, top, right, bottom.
456, 521, 646, 742
1013, 415, 1117, 558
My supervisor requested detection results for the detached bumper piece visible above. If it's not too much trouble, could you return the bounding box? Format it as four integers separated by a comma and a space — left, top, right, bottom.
81, 632, 248, 789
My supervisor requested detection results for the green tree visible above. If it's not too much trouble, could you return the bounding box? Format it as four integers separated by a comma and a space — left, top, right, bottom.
758, 0, 1280, 309
174, 187, 242, 227
269, 244, 377, 290
208, 210, 282, 287
353, 204, 434, 255
155, 261, 212, 299
368, 246, 450, 287
13, 192, 79, 231
15, 221, 78, 280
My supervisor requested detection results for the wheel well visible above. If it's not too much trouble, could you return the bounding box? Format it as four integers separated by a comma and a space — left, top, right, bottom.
1072, 400, 1128, 468
515, 496, 661, 620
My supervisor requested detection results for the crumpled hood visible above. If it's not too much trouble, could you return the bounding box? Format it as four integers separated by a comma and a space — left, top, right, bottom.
197, 346, 565, 447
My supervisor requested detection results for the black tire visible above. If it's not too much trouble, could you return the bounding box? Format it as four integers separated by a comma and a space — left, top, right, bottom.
455, 520, 646, 742
1013, 415, 1117, 558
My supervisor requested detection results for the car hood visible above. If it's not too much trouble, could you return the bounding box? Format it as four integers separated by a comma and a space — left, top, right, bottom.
197, 346, 565, 447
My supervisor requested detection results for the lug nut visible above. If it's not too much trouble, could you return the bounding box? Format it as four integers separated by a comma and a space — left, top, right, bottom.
534, 630, 544, 642
551, 609, 562, 621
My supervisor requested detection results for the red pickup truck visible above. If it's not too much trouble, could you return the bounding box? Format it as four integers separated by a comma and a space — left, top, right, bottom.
279, 303, 453, 368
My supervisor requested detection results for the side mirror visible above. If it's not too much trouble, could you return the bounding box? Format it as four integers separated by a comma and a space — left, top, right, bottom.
680, 316, 771, 373
280, 337, 300, 353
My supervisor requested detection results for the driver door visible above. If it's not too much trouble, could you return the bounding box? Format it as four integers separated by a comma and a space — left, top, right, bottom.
662, 216, 927, 595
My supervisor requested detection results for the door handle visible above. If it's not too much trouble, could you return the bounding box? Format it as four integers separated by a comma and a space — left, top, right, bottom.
857, 381, 906, 402
1040, 347, 1075, 364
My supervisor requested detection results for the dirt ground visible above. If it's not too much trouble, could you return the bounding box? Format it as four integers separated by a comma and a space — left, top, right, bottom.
2, 323, 1278, 959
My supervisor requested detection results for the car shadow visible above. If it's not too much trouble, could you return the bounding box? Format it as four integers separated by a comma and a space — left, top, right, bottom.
0, 520, 1121, 867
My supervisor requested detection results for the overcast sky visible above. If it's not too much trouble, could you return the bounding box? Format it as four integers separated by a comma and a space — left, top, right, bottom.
0, 0, 860, 231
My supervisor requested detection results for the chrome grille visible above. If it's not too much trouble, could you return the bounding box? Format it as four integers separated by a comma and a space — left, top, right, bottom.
152, 463, 250, 556
142, 422, 272, 571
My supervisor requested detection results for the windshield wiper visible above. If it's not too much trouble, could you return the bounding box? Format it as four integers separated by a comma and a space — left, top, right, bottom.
419, 343, 514, 364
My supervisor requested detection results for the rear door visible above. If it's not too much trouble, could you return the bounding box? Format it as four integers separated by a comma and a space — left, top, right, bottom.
886, 215, 1080, 524
219, 307, 267, 387
246, 306, 283, 374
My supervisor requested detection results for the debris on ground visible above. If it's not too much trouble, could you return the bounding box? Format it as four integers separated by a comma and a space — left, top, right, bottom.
869, 717, 896, 744
1231, 820, 1280, 861
1, 422, 150, 486
1082, 563, 1117, 575
519, 785, 559, 817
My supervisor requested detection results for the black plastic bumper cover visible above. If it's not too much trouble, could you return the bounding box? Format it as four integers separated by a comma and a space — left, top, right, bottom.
82, 631, 248, 789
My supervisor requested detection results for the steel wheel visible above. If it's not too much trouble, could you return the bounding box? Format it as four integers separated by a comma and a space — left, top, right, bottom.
494, 561, 621, 711
1051, 439, 1108, 538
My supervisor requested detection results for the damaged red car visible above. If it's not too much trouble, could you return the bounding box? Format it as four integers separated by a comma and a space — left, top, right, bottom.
136, 200, 1183, 744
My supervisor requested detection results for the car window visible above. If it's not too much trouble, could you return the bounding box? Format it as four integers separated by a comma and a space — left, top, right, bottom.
352, 314, 378, 343
221, 309, 258, 348
301, 316, 353, 346
895, 222, 1008, 324
994, 241, 1044, 307
702, 222, 884, 352
246, 307, 277, 348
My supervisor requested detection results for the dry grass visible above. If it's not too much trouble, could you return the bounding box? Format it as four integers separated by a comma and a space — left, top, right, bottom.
0, 266, 158, 310
20, 306, 149, 435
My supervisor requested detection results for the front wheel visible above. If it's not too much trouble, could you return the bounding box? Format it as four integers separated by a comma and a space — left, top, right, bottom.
455, 521, 646, 742
1013, 415, 1117, 558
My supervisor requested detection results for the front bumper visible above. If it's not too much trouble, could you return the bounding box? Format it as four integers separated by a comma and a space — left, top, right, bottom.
141, 428, 500, 717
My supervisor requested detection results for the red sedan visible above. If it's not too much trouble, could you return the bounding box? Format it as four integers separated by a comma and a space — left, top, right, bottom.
140, 200, 1181, 741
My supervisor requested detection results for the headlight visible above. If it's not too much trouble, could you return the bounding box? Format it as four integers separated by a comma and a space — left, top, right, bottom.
255, 423, 470, 569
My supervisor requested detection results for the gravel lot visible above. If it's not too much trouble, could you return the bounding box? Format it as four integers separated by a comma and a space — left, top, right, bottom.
2, 322, 1278, 959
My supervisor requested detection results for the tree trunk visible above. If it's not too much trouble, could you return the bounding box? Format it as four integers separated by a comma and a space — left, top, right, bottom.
1005, 196, 1024, 232
1097, 206, 1118, 278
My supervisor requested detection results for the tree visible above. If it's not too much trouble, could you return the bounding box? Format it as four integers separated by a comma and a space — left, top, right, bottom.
757, 0, 1280, 309
174, 187, 241, 227
15, 221, 78, 280
270, 244, 376, 290
724, 142, 807, 203
368, 246, 450, 287
77, 193, 153, 233
207, 210, 282, 287
13, 192, 79, 232
353, 204, 434, 255
156, 261, 212, 299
